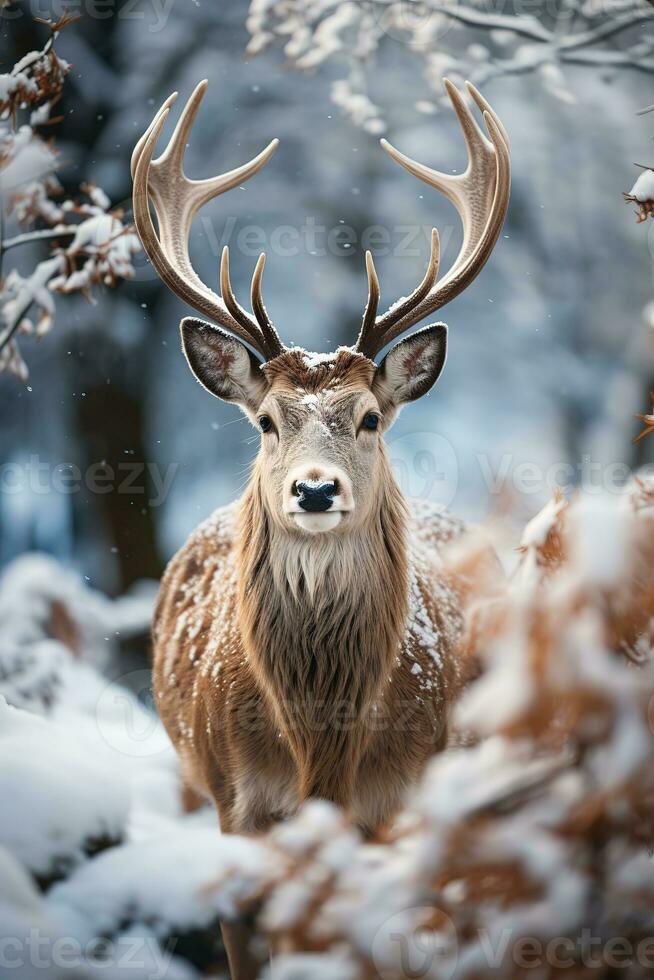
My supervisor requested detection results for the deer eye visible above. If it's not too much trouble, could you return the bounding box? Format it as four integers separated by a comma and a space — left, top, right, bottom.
258, 415, 273, 433
362, 413, 380, 432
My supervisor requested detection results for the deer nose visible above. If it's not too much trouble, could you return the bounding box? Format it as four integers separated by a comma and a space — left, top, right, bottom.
294, 480, 337, 513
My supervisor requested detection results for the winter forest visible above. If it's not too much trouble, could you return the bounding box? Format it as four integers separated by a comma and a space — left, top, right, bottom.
2, 0, 654, 978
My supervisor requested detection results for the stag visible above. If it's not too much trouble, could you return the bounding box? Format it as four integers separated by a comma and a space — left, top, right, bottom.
132, 78, 510, 979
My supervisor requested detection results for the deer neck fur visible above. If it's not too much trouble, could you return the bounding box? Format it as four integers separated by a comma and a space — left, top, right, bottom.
236, 451, 409, 806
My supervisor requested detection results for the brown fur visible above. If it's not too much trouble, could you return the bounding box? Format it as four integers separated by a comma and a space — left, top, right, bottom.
153, 351, 467, 836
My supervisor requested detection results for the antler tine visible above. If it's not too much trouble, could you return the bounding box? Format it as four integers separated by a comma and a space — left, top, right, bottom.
219, 246, 283, 360
355, 251, 380, 355
220, 245, 254, 334
251, 254, 285, 359
356, 230, 440, 359
465, 81, 510, 151
130, 92, 178, 180
355, 79, 510, 359
132, 82, 284, 360
157, 77, 207, 171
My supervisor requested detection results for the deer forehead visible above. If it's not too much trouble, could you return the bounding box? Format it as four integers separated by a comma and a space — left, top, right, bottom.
259, 349, 375, 427
262, 347, 375, 392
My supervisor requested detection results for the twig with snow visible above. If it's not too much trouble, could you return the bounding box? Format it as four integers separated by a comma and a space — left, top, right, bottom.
0, 12, 140, 381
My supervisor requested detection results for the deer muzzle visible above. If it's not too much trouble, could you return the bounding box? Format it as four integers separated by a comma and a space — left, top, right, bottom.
285, 466, 354, 533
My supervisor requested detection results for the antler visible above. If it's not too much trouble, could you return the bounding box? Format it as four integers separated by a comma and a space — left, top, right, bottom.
131, 80, 285, 361
355, 79, 510, 360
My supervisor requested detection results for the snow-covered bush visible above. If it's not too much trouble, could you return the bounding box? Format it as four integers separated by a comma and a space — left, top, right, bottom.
1, 479, 653, 978
0, 12, 140, 381
0, 554, 154, 714
0, 552, 240, 977
0, 702, 128, 887
196, 478, 654, 978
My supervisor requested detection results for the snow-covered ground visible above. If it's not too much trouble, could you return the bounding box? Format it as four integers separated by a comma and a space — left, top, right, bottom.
1, 482, 653, 979
0, 556, 243, 979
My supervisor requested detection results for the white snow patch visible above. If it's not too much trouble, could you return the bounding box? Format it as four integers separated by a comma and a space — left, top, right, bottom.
0, 699, 128, 877
628, 168, 654, 203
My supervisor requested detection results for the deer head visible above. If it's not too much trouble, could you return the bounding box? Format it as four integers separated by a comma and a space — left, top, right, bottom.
132, 80, 510, 535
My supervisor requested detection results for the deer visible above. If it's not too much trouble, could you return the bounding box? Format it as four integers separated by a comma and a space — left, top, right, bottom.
131, 77, 510, 979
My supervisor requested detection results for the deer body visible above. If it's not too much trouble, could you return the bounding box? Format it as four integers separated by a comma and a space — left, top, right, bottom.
154, 477, 466, 834
132, 78, 509, 978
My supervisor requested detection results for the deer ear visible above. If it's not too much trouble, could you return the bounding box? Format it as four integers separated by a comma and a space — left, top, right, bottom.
180, 317, 268, 411
373, 324, 448, 410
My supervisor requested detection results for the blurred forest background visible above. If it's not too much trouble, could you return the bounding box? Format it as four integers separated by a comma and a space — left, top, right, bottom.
2, 0, 654, 596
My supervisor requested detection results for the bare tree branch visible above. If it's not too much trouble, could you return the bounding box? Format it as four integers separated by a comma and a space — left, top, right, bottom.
1, 228, 77, 252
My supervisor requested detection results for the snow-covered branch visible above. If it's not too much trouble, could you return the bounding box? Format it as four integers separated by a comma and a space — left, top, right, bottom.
0, 12, 140, 382
247, 0, 654, 131
1, 227, 77, 251
625, 166, 654, 221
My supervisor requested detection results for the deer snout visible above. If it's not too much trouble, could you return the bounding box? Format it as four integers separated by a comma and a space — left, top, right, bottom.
284, 466, 353, 532
294, 480, 337, 513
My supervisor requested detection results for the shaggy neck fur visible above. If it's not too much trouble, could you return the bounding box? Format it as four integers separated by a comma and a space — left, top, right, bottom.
237, 452, 408, 806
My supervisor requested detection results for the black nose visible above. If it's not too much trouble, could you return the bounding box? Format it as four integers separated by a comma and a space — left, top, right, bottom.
295, 480, 337, 513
